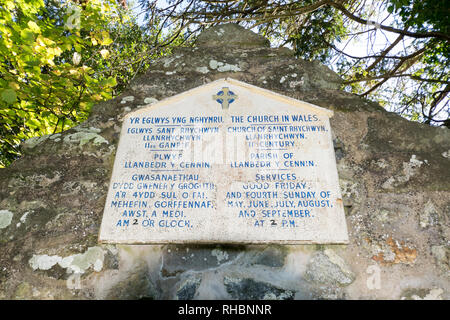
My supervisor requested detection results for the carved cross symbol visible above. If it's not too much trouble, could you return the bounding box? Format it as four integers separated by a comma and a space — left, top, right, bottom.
213, 87, 238, 110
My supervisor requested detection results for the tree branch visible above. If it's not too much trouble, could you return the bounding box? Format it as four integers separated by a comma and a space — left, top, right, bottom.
330, 1, 450, 41
365, 31, 405, 72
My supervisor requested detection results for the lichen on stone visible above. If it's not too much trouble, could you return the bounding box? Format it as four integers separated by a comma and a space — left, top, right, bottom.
382, 154, 424, 189
195, 66, 209, 74
22, 135, 50, 150
143, 97, 159, 105
208, 59, 241, 72
63, 127, 109, 147
370, 236, 417, 265
0, 210, 13, 229
120, 96, 135, 104
29, 246, 105, 275
419, 200, 439, 228
211, 249, 229, 264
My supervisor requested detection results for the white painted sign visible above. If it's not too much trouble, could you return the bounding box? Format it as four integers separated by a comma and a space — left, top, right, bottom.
98, 78, 349, 244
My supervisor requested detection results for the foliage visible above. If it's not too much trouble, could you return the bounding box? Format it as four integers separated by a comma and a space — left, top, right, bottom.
139, 0, 449, 126
338, 0, 449, 125
0, 0, 115, 167
0, 0, 181, 167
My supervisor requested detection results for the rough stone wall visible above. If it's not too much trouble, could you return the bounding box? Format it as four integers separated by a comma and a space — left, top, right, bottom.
0, 24, 449, 300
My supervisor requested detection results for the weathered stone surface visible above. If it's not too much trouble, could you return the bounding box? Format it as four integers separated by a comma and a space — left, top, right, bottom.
431, 245, 449, 276
250, 245, 288, 267
401, 288, 444, 300
105, 264, 158, 300
420, 200, 440, 228
304, 249, 355, 286
196, 23, 270, 49
0, 24, 449, 300
161, 245, 241, 277
176, 276, 202, 300
224, 277, 294, 300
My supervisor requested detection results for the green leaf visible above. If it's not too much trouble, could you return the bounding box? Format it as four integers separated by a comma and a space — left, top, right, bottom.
1, 89, 17, 104
27, 21, 41, 33
20, 29, 35, 42
25, 118, 41, 129
100, 49, 109, 59
105, 77, 117, 87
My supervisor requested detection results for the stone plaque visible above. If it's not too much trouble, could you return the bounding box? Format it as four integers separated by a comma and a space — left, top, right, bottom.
98, 78, 349, 244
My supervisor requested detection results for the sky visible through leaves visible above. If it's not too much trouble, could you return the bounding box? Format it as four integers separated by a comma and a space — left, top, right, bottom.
130, 0, 448, 122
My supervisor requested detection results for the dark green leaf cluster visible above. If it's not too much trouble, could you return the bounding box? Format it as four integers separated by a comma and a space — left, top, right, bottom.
0, 0, 184, 167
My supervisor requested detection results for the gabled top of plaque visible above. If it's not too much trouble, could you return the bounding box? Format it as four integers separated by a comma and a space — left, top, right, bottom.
99, 78, 349, 244
127, 78, 334, 118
